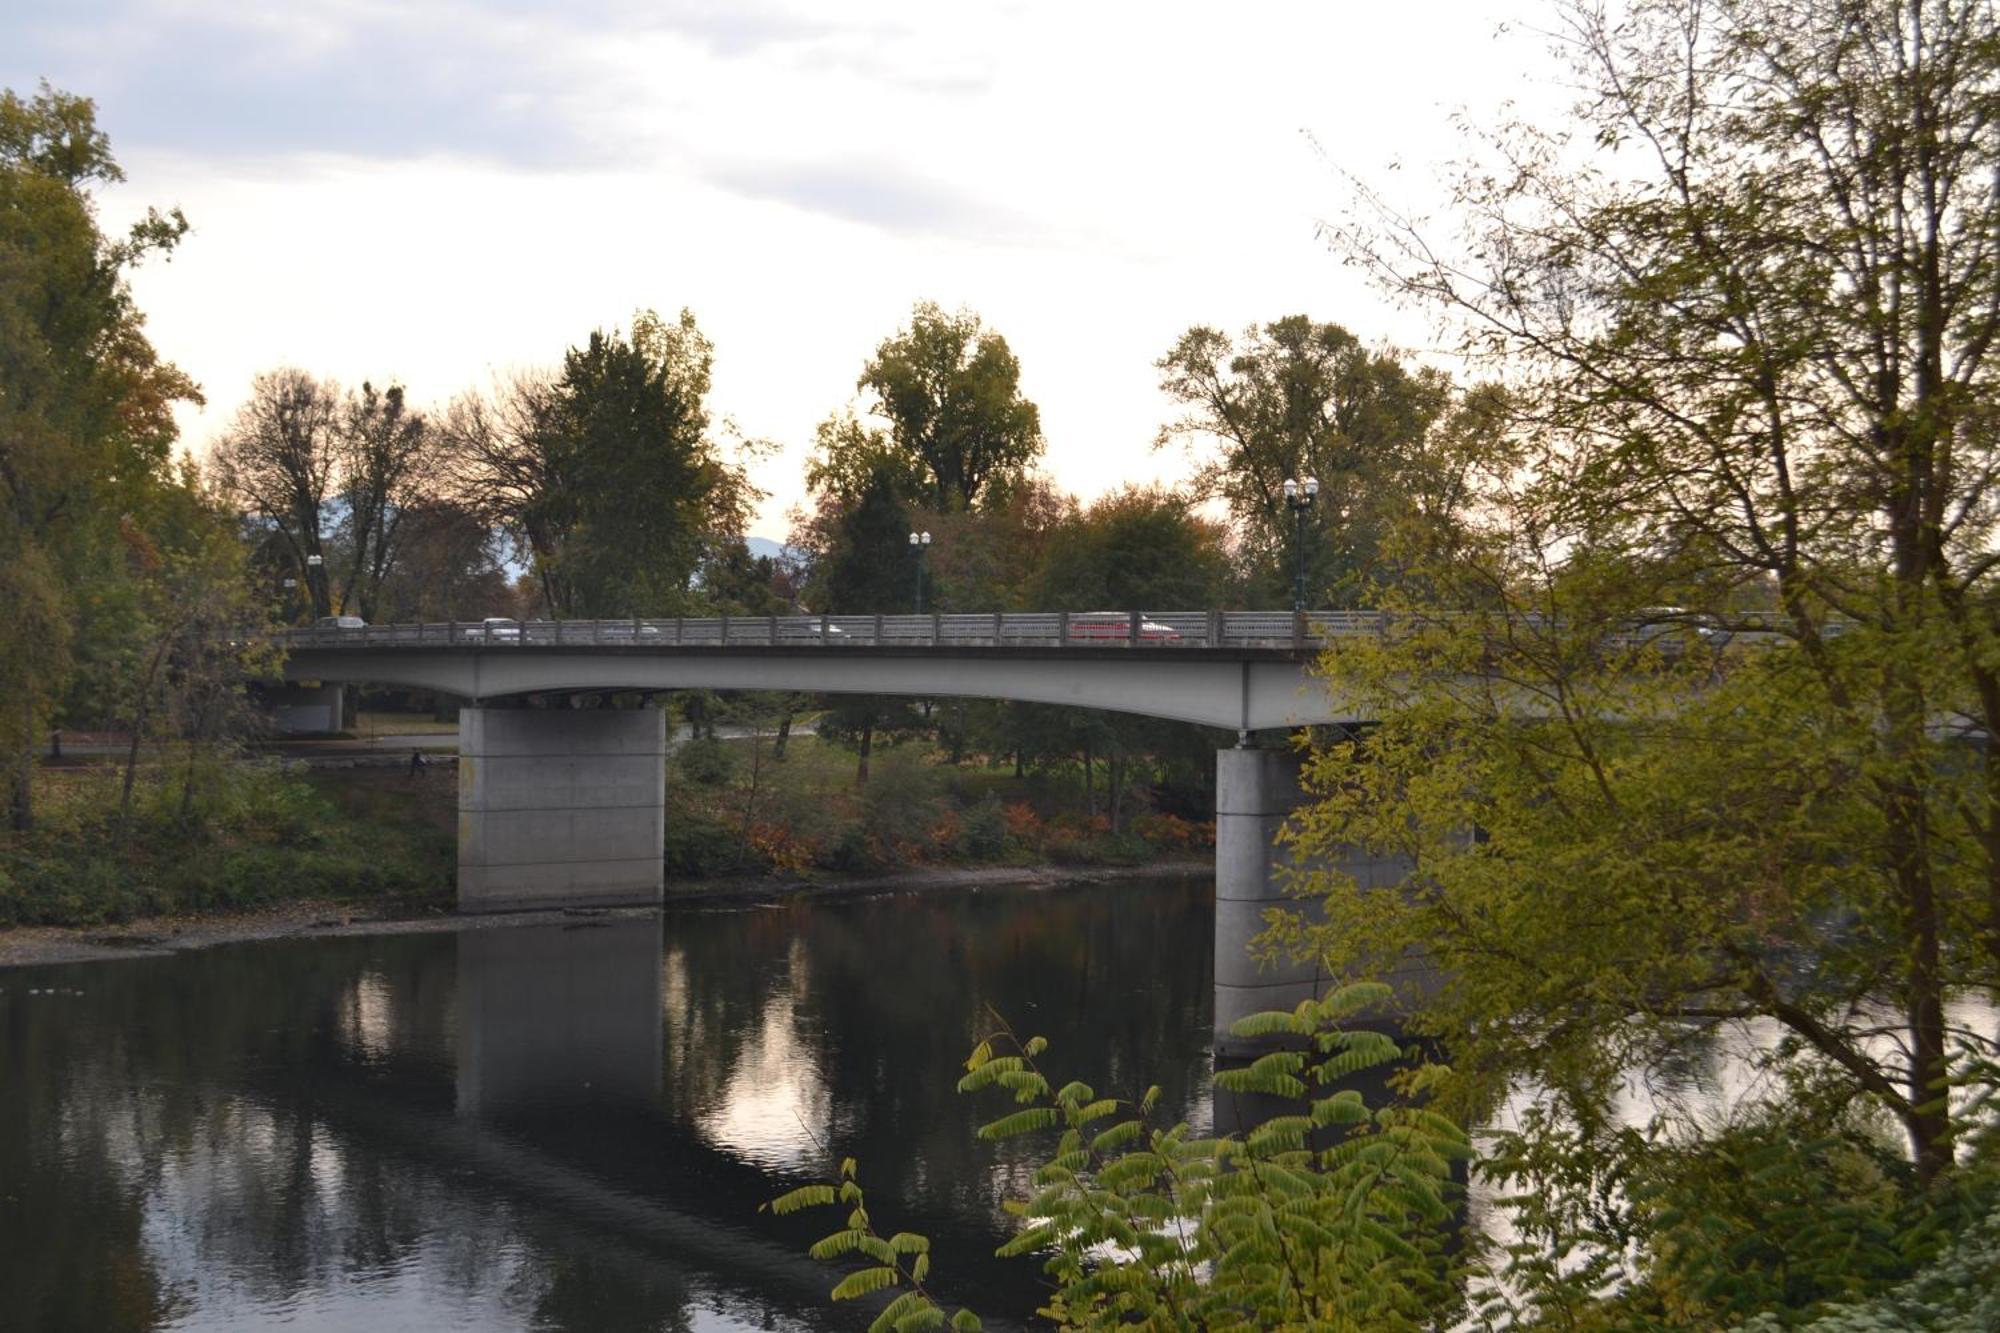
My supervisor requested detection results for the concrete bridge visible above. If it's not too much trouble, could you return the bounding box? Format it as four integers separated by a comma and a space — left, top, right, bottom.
279, 610, 1416, 1046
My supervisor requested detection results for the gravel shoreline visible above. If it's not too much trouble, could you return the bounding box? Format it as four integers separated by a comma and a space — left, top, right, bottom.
0, 859, 1211, 969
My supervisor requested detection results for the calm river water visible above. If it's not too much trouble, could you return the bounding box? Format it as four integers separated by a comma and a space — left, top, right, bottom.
0, 879, 1216, 1332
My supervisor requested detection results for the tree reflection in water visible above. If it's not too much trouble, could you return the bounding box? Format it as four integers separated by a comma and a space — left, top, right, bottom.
0, 877, 1216, 1331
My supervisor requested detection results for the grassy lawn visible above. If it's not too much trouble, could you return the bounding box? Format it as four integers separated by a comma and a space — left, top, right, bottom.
353, 710, 459, 737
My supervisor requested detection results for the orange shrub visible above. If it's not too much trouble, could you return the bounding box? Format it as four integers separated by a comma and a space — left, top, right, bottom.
1134, 812, 1196, 848
749, 822, 817, 874
1002, 802, 1041, 839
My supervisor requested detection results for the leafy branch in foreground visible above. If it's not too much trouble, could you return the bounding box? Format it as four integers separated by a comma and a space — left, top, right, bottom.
764, 1158, 982, 1333
781, 983, 1469, 1331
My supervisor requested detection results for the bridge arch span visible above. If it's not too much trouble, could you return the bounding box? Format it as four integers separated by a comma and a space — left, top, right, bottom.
281, 646, 1363, 732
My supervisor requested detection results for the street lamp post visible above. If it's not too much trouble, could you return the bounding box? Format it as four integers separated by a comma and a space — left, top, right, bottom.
908, 531, 932, 613
1283, 477, 1319, 612
305, 553, 325, 619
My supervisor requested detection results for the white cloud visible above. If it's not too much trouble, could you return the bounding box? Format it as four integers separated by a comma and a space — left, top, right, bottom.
7, 0, 1563, 537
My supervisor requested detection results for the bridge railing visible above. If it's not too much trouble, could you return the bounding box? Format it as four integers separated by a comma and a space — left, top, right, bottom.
278, 610, 1404, 651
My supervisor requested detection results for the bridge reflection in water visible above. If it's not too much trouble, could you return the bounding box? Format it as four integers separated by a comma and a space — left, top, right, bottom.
456, 920, 664, 1118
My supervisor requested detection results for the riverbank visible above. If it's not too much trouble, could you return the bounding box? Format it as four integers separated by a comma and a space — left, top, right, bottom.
0, 859, 1211, 968
4, 732, 1217, 944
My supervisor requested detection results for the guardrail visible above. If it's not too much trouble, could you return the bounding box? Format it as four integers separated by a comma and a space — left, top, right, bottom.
280, 610, 1395, 651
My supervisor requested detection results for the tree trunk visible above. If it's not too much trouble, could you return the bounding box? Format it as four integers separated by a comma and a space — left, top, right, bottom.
1082, 742, 1095, 820
1882, 474, 1954, 1182
1108, 749, 1124, 836
6, 704, 28, 832
179, 721, 202, 826
118, 639, 171, 846
118, 699, 151, 844
774, 708, 792, 761
856, 720, 874, 786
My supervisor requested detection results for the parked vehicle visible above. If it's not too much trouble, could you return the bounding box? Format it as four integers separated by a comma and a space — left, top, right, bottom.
314, 615, 367, 631
1066, 613, 1181, 641
477, 617, 521, 641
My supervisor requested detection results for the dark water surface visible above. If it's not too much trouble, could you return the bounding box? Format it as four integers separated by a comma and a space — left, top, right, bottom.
0, 879, 1215, 1332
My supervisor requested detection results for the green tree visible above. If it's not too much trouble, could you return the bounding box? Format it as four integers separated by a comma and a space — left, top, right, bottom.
0, 83, 197, 828
1287, 0, 2000, 1306
812, 461, 928, 783
1155, 316, 1470, 607
446, 310, 759, 618
1028, 485, 1234, 613
857, 302, 1044, 513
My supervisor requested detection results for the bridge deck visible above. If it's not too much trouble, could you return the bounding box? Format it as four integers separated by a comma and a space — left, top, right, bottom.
282, 609, 1380, 653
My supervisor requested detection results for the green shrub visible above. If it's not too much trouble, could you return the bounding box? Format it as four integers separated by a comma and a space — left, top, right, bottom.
677, 736, 735, 785
862, 751, 942, 850
1736, 1187, 2000, 1332
826, 823, 886, 873
0, 760, 452, 926
954, 793, 1010, 860
663, 811, 744, 876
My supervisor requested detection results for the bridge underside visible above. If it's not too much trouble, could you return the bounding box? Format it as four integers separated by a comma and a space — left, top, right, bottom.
282, 645, 1362, 732
285, 648, 1415, 1047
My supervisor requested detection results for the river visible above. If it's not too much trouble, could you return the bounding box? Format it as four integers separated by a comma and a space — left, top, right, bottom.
0, 879, 1215, 1331
7, 878, 1993, 1332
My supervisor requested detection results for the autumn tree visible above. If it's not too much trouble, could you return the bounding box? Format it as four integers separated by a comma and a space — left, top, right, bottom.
370, 498, 510, 623
209, 370, 342, 617
0, 83, 198, 828
334, 381, 431, 621
1282, 1, 2000, 1304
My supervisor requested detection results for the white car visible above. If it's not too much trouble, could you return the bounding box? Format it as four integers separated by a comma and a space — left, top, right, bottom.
477, 617, 521, 642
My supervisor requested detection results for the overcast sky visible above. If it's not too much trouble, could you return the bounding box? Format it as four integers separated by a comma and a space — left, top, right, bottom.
5, 0, 1559, 539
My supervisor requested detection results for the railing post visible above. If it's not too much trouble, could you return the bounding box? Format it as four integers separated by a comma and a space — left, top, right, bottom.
1059, 611, 1070, 646
632, 615, 640, 643
992, 610, 1003, 644
1293, 610, 1306, 654
873, 613, 884, 644
674, 616, 683, 644
931, 611, 942, 644
1207, 610, 1222, 647
768, 613, 778, 645
1129, 609, 1142, 646
720, 613, 730, 645
820, 612, 830, 642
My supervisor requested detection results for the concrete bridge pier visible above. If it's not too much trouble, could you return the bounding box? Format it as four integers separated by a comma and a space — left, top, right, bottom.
458, 705, 666, 912
1213, 741, 1418, 1059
